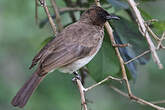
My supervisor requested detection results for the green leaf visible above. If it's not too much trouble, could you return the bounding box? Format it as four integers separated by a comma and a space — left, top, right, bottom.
111, 17, 150, 79
139, 8, 152, 20
153, 21, 165, 35
87, 33, 120, 82
40, 36, 54, 48
111, 17, 150, 63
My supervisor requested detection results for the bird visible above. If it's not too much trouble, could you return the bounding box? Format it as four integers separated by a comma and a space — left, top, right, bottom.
11, 5, 119, 108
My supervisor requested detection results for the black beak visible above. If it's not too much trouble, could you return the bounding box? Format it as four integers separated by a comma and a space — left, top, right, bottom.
106, 14, 120, 20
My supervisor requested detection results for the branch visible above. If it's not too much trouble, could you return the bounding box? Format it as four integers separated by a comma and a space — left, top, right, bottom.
63, 0, 77, 22
75, 75, 122, 109
59, 7, 87, 13
39, 5, 112, 28
51, 0, 63, 32
124, 50, 150, 64
157, 32, 165, 49
85, 75, 122, 92
94, 0, 133, 97
39, 0, 57, 35
109, 85, 165, 110
152, 100, 165, 104
59, 5, 112, 13
76, 79, 88, 110
127, 0, 163, 69
124, 31, 165, 65
144, 19, 161, 41
94, 0, 165, 110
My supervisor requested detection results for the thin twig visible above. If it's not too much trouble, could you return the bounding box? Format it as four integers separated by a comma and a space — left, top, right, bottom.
109, 85, 165, 110
144, 20, 164, 48
76, 79, 88, 110
63, 0, 76, 22
51, 0, 63, 32
85, 75, 122, 92
127, 0, 163, 69
125, 32, 165, 64
125, 44, 165, 64
94, 1, 165, 110
37, 6, 87, 12
110, 85, 127, 95
152, 100, 165, 104
146, 24, 160, 41
60, 7, 87, 13
145, 19, 158, 25
157, 32, 165, 49
95, 0, 133, 97
124, 50, 150, 64
39, 0, 57, 35
59, 5, 112, 13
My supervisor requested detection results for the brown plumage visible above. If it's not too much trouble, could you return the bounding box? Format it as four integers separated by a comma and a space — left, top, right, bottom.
11, 6, 119, 108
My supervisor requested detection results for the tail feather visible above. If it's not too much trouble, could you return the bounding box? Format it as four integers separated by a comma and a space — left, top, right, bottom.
11, 73, 45, 108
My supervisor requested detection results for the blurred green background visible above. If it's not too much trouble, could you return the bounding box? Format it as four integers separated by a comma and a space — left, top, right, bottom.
0, 0, 165, 110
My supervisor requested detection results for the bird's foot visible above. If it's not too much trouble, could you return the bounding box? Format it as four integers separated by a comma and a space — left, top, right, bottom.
72, 71, 82, 81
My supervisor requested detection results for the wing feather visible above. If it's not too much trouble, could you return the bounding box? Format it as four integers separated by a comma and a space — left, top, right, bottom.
38, 44, 93, 74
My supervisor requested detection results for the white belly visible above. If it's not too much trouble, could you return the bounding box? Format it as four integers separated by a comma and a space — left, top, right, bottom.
59, 37, 103, 73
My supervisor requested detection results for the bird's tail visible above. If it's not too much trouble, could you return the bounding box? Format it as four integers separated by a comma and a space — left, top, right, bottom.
11, 72, 45, 108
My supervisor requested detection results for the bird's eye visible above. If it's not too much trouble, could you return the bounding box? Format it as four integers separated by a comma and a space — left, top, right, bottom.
98, 11, 107, 19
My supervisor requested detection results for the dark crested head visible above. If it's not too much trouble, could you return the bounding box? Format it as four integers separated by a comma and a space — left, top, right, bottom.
80, 6, 119, 26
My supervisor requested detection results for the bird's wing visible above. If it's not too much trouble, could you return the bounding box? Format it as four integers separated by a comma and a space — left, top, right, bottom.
39, 43, 93, 74
29, 22, 78, 69
29, 22, 82, 69
29, 38, 57, 69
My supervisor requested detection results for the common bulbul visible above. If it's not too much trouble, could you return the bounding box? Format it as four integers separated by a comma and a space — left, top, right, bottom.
11, 6, 119, 108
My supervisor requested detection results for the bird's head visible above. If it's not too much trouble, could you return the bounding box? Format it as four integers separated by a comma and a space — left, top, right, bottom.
80, 6, 119, 26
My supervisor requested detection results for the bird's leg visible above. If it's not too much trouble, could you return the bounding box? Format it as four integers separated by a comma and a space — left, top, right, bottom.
73, 71, 86, 92
73, 71, 86, 91
73, 71, 82, 81
73, 71, 88, 110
